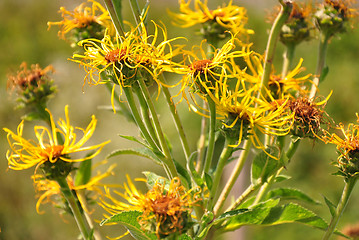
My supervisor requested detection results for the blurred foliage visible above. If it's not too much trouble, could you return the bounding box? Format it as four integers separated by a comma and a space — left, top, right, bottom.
1, 0, 359, 240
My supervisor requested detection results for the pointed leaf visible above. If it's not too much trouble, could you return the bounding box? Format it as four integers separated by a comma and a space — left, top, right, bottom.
100, 211, 157, 240
143, 171, 169, 190
204, 173, 213, 190
75, 159, 92, 186
173, 159, 192, 189
251, 146, 280, 185
265, 188, 320, 205
323, 196, 337, 217
187, 152, 205, 187
274, 175, 291, 183
107, 148, 163, 165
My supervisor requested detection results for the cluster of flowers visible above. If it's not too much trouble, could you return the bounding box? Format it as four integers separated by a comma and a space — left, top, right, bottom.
4, 0, 359, 239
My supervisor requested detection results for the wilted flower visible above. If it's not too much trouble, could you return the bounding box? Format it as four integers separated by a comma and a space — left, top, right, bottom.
7, 62, 56, 111
100, 176, 200, 238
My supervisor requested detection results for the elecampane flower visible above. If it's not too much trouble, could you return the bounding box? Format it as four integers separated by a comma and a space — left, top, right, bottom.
48, 0, 113, 40
169, 0, 253, 37
3, 105, 110, 172
100, 176, 199, 238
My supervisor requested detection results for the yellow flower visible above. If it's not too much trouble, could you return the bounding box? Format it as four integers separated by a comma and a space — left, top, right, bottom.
170, 34, 247, 105
168, 0, 253, 38
100, 176, 200, 238
234, 46, 311, 98
212, 82, 294, 149
325, 113, 359, 177
3, 105, 110, 176
70, 20, 182, 92
48, 0, 113, 40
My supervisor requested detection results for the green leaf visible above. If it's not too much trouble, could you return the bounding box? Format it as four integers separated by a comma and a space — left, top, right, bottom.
323, 196, 337, 217
173, 159, 192, 189
319, 66, 329, 82
274, 175, 291, 183
204, 172, 213, 190
74, 159, 92, 186
107, 148, 163, 165
251, 146, 280, 185
265, 188, 320, 205
187, 152, 205, 187
226, 203, 329, 232
100, 211, 157, 240
143, 171, 169, 190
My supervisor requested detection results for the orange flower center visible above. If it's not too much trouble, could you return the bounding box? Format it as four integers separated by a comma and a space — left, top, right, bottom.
151, 195, 181, 216
105, 49, 127, 63
190, 59, 212, 73
41, 145, 65, 160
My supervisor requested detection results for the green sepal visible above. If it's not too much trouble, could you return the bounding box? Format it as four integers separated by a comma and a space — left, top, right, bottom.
251, 146, 280, 185
178, 234, 193, 240
74, 159, 92, 186
265, 188, 320, 205
100, 211, 157, 240
143, 171, 169, 190
323, 196, 337, 217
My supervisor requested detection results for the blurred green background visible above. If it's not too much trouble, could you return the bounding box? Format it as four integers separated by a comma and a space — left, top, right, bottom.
1, 0, 359, 239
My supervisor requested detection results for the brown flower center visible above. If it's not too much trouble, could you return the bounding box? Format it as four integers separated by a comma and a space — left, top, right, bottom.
190, 59, 212, 74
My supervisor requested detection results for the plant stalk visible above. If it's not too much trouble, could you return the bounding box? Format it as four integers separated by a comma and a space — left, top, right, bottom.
322, 177, 357, 240
57, 178, 90, 240
214, 140, 252, 215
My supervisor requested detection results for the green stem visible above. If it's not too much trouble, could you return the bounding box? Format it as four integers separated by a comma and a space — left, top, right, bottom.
136, 78, 178, 178
105, 82, 134, 122
203, 96, 216, 176
162, 85, 191, 159
103, 0, 125, 36
133, 83, 161, 147
214, 140, 252, 215
309, 32, 330, 99
57, 178, 90, 240
227, 183, 262, 212
123, 86, 161, 152
253, 138, 301, 205
207, 138, 234, 211
258, 0, 292, 96
196, 100, 208, 172
322, 177, 357, 240
281, 43, 296, 78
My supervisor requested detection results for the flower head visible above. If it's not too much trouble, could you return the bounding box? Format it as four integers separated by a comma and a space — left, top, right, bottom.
48, 0, 113, 42
70, 20, 183, 109
288, 94, 331, 139
325, 114, 359, 178
169, 0, 253, 42
7, 62, 56, 110
3, 105, 110, 179
101, 176, 200, 238
315, 0, 357, 37
170, 35, 247, 105
211, 81, 294, 150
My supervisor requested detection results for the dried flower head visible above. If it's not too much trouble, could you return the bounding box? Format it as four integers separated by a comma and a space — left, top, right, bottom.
7, 62, 56, 110
101, 176, 200, 238
288, 95, 331, 139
